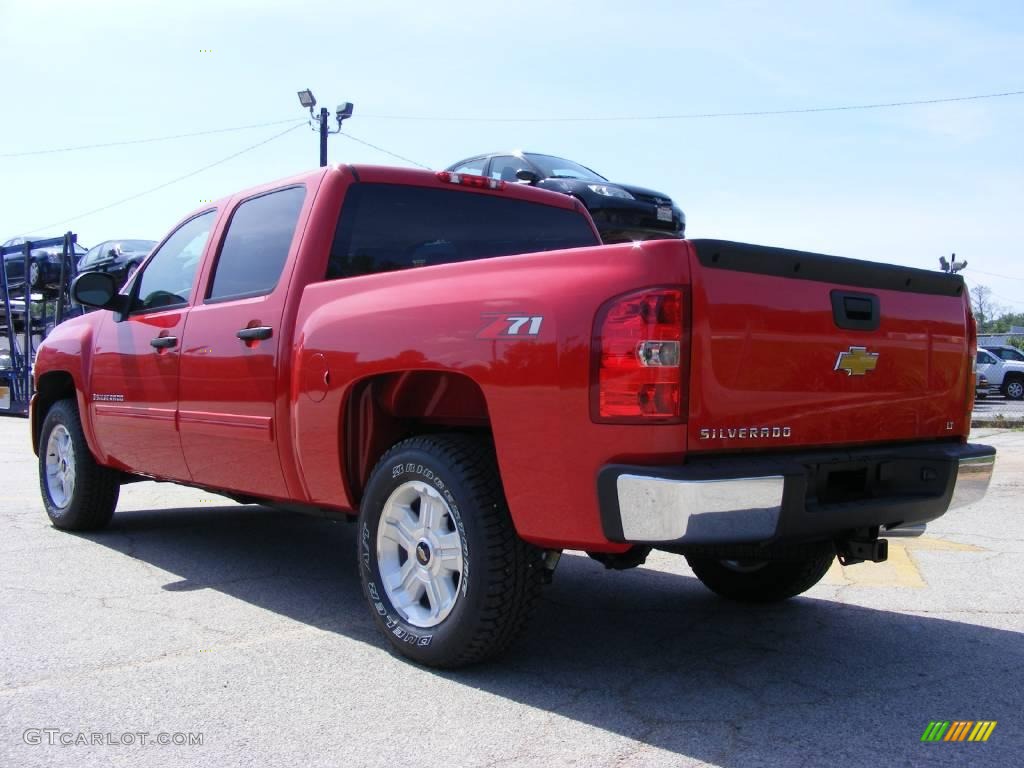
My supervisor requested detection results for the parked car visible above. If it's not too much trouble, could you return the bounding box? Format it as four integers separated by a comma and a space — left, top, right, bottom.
981, 344, 1024, 364
976, 348, 1024, 400
77, 239, 157, 289
2, 237, 87, 296
33, 164, 993, 668
446, 151, 685, 243
976, 372, 989, 399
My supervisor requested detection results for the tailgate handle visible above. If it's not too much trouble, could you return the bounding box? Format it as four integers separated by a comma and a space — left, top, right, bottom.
831, 290, 879, 331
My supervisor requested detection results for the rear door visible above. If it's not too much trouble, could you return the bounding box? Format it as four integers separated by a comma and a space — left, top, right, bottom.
177, 185, 307, 499
90, 212, 217, 479
685, 240, 972, 452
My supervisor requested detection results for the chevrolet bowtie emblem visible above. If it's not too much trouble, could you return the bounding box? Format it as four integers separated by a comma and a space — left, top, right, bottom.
835, 346, 879, 376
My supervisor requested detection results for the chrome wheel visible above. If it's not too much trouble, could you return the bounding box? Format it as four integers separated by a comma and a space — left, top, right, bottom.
28, 260, 40, 287
1006, 380, 1024, 400
376, 480, 464, 628
44, 424, 76, 509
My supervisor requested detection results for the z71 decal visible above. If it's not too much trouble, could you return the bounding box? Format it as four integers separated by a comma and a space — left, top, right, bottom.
477, 314, 544, 339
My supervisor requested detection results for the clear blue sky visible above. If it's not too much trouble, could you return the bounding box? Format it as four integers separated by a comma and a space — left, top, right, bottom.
2, 0, 1023, 309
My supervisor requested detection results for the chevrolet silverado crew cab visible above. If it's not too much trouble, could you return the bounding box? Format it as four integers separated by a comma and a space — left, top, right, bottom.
32, 164, 995, 668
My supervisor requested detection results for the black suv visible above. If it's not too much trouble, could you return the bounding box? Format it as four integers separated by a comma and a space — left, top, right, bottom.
77, 239, 157, 289
446, 152, 685, 243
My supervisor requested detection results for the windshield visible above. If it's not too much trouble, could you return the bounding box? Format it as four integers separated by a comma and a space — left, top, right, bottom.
524, 154, 606, 182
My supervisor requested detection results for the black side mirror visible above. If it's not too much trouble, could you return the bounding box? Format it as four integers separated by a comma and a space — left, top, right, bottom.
515, 169, 540, 184
71, 272, 128, 312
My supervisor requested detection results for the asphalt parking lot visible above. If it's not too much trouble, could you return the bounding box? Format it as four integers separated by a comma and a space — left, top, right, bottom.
1, 416, 1021, 767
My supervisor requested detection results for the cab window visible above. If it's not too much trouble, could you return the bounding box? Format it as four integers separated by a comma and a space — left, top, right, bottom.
206, 186, 306, 301
132, 211, 216, 313
326, 183, 598, 280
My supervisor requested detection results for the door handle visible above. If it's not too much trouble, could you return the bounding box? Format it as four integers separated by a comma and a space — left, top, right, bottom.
150, 336, 178, 349
236, 326, 273, 342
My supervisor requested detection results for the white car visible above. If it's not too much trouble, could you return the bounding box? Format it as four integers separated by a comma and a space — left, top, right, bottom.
976, 348, 1024, 400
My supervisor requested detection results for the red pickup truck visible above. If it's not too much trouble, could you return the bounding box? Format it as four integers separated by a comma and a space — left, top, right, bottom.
32, 164, 995, 667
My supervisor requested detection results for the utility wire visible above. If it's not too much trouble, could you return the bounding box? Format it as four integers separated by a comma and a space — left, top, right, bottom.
0, 118, 304, 159
971, 268, 1024, 284
6, 88, 1023, 159
361, 88, 1024, 122
337, 131, 432, 169
17, 122, 305, 237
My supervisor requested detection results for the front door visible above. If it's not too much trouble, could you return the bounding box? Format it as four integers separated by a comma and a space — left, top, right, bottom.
90, 211, 218, 480
177, 185, 307, 499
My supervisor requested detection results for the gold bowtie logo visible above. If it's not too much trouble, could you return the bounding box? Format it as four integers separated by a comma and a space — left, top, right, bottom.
835, 346, 879, 376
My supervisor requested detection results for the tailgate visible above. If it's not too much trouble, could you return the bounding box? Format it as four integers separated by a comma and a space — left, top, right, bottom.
686, 240, 971, 452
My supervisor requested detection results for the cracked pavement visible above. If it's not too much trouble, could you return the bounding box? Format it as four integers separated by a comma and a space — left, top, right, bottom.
1, 417, 1022, 767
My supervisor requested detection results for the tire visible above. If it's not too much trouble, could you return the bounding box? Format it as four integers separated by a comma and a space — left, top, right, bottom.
685, 546, 835, 603
28, 260, 41, 289
1003, 377, 1024, 401
39, 399, 120, 531
358, 434, 543, 668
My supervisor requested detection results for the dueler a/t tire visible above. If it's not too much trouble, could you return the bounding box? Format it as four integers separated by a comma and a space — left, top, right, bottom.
357, 434, 543, 668
39, 399, 120, 531
685, 547, 835, 603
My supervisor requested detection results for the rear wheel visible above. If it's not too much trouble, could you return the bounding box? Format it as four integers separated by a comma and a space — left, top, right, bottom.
39, 399, 120, 530
358, 434, 543, 668
686, 547, 835, 603
1003, 377, 1024, 400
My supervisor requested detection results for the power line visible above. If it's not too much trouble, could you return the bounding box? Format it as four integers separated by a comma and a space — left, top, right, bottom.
6, 87, 1022, 160
0, 118, 304, 159
361, 88, 1024, 123
17, 122, 305, 237
337, 132, 432, 169
971, 268, 1024, 283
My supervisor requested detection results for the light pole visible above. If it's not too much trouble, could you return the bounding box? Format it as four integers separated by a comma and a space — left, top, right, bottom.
297, 89, 354, 167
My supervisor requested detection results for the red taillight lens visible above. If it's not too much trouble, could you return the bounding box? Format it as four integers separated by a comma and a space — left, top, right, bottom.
591, 287, 689, 422
966, 301, 978, 420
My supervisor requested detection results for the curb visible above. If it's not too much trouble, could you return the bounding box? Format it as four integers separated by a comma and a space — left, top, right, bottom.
971, 419, 1024, 428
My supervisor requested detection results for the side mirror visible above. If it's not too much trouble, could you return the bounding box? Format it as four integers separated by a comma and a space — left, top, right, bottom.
515, 169, 540, 184
71, 272, 128, 312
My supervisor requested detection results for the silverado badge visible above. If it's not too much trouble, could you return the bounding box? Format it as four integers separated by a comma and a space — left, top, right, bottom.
834, 346, 879, 376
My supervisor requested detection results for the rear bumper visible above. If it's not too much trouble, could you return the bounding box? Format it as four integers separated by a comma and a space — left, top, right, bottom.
598, 441, 995, 545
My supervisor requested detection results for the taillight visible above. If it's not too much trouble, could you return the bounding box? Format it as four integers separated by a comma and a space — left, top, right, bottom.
591, 287, 689, 423
436, 171, 506, 190
965, 300, 978, 421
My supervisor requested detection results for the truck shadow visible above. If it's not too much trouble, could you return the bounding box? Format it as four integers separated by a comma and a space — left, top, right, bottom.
87, 504, 1022, 765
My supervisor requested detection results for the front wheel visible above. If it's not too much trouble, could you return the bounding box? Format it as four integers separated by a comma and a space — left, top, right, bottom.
357, 434, 543, 668
39, 399, 120, 530
28, 259, 41, 288
686, 547, 835, 603
1003, 378, 1024, 400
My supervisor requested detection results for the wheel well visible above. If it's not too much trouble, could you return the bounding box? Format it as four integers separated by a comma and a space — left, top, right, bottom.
343, 371, 492, 504
32, 371, 76, 454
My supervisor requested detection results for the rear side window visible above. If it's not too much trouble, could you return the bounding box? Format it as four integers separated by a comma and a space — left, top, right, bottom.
208, 186, 306, 301
327, 183, 598, 279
